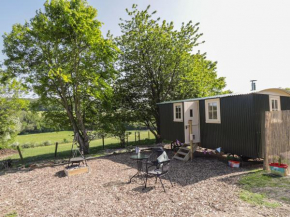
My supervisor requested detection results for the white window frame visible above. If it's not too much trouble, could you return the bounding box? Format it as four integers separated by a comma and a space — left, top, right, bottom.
269, 95, 281, 111
173, 103, 183, 122
205, 99, 221, 124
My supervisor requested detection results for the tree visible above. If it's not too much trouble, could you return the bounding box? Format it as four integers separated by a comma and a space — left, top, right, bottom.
176, 52, 231, 99
117, 5, 228, 142
0, 71, 27, 148
3, 0, 118, 153
89, 83, 136, 147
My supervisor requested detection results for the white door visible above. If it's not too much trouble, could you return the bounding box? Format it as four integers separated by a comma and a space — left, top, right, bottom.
184, 101, 200, 144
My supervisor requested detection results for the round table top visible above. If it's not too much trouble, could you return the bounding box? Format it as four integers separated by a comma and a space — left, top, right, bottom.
130, 153, 150, 160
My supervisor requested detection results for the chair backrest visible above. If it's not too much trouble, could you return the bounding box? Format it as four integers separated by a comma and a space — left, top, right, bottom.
148, 148, 164, 162
157, 151, 169, 163
159, 160, 171, 174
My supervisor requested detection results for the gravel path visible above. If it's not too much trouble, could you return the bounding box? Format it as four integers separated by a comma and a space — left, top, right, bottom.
0, 152, 289, 217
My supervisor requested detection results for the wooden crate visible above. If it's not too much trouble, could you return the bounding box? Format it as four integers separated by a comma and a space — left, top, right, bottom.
64, 166, 89, 176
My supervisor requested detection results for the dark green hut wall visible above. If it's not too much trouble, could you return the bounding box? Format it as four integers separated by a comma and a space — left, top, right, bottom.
159, 103, 184, 142
200, 95, 259, 158
281, 96, 290, 110
253, 94, 270, 158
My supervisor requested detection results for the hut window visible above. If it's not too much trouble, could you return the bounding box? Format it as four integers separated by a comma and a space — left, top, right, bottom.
269, 96, 280, 111
173, 103, 183, 122
205, 99, 221, 123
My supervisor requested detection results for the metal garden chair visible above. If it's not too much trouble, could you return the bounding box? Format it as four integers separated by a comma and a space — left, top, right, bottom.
144, 151, 173, 192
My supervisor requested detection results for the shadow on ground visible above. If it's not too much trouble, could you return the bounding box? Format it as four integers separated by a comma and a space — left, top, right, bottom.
100, 148, 262, 188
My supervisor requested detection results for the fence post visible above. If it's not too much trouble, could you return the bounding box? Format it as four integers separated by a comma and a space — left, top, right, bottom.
102, 135, 105, 150
54, 142, 58, 158
138, 132, 140, 144
17, 145, 23, 162
263, 112, 271, 171
135, 132, 136, 144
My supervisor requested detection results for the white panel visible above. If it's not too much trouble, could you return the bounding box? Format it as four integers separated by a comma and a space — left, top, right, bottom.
184, 101, 200, 144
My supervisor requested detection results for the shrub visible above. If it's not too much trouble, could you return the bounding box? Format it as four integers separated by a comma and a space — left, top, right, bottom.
10, 142, 19, 149
43, 140, 52, 146
21, 143, 31, 149
63, 138, 69, 143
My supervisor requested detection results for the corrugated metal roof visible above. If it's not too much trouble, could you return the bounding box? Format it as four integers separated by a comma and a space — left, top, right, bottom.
157, 88, 290, 105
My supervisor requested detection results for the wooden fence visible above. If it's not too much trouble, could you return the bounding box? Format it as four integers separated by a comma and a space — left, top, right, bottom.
263, 111, 290, 170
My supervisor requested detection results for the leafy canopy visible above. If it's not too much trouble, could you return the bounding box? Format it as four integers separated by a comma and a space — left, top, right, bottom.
117, 5, 228, 140
3, 0, 118, 152
0, 71, 28, 148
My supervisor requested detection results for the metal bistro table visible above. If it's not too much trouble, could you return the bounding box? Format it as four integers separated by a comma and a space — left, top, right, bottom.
129, 153, 150, 183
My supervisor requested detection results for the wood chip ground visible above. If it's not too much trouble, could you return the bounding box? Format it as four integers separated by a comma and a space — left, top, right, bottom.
1, 152, 290, 217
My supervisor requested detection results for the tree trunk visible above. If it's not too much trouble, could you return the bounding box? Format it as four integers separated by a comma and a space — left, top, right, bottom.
77, 131, 90, 154
120, 137, 126, 148
64, 106, 90, 154
155, 108, 162, 144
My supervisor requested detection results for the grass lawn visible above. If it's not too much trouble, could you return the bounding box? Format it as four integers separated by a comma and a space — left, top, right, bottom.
10, 130, 155, 164
16, 131, 74, 145
239, 169, 290, 207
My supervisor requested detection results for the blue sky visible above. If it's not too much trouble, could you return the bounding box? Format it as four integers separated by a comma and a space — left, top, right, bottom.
1, 0, 290, 92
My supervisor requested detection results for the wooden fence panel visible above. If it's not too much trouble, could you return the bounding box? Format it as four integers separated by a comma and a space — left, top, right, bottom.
263, 111, 290, 170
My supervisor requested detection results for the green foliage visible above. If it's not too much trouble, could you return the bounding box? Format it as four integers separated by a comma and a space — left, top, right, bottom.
116, 5, 229, 141
177, 53, 231, 99
95, 96, 136, 147
0, 71, 28, 148
3, 0, 118, 153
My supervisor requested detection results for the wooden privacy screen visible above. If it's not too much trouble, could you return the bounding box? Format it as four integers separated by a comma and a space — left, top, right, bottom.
263, 111, 290, 170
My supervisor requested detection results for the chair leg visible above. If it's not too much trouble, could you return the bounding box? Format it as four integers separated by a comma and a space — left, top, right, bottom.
144, 174, 148, 189
167, 174, 173, 187
159, 177, 166, 192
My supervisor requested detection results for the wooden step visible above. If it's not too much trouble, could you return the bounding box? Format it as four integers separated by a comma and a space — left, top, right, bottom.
176, 151, 187, 156
173, 156, 187, 161
173, 143, 198, 161
179, 147, 190, 151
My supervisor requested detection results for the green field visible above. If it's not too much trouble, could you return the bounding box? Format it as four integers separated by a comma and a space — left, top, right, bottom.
10, 130, 155, 163
16, 131, 74, 145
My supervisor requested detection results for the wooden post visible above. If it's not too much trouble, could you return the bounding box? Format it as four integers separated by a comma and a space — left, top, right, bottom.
188, 120, 193, 161
54, 142, 58, 158
263, 112, 271, 171
102, 135, 105, 150
17, 145, 23, 162
138, 132, 140, 144
135, 132, 137, 144
126, 134, 129, 145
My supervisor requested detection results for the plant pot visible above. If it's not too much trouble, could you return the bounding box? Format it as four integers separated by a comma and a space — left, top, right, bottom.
228, 160, 240, 168
269, 163, 288, 176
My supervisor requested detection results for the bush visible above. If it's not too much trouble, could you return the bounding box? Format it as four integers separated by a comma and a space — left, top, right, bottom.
10, 142, 19, 149
43, 140, 52, 146
63, 138, 69, 143
21, 143, 31, 149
